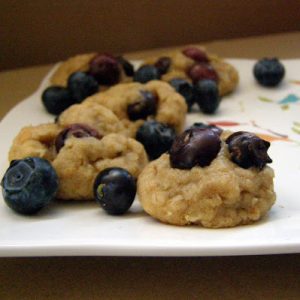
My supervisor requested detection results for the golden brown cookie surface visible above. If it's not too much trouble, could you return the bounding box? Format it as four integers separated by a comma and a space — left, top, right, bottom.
138, 145, 275, 228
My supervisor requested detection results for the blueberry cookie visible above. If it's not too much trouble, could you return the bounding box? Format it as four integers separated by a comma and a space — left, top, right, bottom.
143, 46, 239, 96
50, 53, 133, 88
138, 129, 275, 228
9, 123, 148, 200
85, 80, 187, 137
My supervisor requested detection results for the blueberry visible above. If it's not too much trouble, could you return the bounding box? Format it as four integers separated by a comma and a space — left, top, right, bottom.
117, 56, 134, 77
182, 47, 209, 63
194, 79, 221, 114
93, 167, 136, 215
226, 131, 272, 170
133, 65, 161, 83
190, 122, 223, 136
187, 63, 218, 84
136, 121, 176, 160
253, 58, 285, 87
42, 86, 75, 115
169, 78, 195, 111
154, 57, 171, 75
89, 53, 120, 85
67, 72, 99, 103
127, 90, 158, 121
1, 157, 58, 215
55, 123, 101, 152
169, 128, 221, 169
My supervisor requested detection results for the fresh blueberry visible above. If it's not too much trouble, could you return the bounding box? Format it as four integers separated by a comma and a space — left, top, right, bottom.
67, 72, 99, 103
93, 167, 136, 215
127, 90, 158, 121
194, 79, 221, 114
169, 128, 221, 169
55, 123, 101, 152
154, 57, 171, 75
190, 122, 223, 135
187, 63, 218, 84
182, 47, 209, 63
42, 86, 75, 115
117, 56, 134, 77
89, 53, 121, 85
169, 78, 195, 111
133, 65, 161, 83
136, 121, 176, 160
253, 58, 285, 87
1, 157, 59, 215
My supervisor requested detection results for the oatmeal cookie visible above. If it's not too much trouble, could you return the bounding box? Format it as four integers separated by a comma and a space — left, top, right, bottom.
57, 101, 131, 137
138, 131, 275, 228
8, 123, 61, 162
50, 53, 132, 88
144, 46, 239, 96
52, 134, 148, 200
85, 80, 187, 136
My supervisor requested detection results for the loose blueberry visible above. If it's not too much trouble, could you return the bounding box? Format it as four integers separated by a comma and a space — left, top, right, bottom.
253, 58, 285, 87
1, 157, 58, 215
42, 86, 75, 115
55, 123, 101, 152
182, 47, 209, 63
136, 121, 176, 160
117, 56, 134, 77
194, 79, 221, 114
190, 122, 223, 135
154, 57, 172, 75
127, 90, 158, 121
89, 53, 120, 85
169, 128, 221, 169
226, 131, 272, 170
187, 63, 218, 84
133, 65, 161, 83
93, 167, 136, 215
169, 78, 195, 111
67, 72, 99, 103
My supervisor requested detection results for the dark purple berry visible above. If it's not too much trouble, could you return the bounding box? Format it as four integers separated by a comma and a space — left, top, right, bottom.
127, 90, 158, 121
169, 128, 221, 169
182, 47, 209, 63
42, 86, 75, 115
89, 53, 120, 85
169, 78, 195, 111
93, 167, 136, 215
226, 131, 272, 170
133, 65, 161, 83
67, 72, 99, 103
253, 58, 285, 87
1, 157, 58, 215
136, 121, 176, 160
190, 122, 223, 135
194, 79, 221, 114
117, 56, 134, 77
55, 123, 101, 152
154, 57, 172, 75
187, 63, 218, 84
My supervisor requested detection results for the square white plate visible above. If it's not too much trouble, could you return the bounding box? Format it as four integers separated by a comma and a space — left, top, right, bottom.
1, 59, 300, 257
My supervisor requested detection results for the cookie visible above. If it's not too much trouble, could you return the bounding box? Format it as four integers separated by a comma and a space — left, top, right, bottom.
57, 101, 132, 137
50, 53, 132, 88
85, 80, 187, 137
144, 46, 239, 96
137, 130, 275, 228
9, 124, 148, 200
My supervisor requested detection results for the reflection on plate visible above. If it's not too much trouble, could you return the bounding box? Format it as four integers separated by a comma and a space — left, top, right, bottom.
0, 59, 300, 257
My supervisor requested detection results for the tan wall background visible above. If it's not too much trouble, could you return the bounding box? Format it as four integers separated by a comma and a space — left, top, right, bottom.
1, 0, 300, 70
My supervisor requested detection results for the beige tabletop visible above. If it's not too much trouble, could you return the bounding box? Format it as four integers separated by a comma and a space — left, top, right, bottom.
0, 32, 300, 299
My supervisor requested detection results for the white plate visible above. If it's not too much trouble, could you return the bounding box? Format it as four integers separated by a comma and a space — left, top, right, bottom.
1, 59, 300, 257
